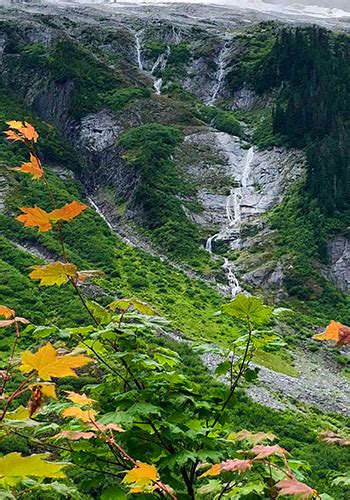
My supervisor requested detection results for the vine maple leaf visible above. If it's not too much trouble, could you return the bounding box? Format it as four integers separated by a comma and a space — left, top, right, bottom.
20, 343, 92, 380
229, 429, 276, 445
53, 430, 96, 441
29, 263, 77, 286
28, 383, 57, 400
250, 444, 287, 459
50, 200, 88, 223
200, 459, 252, 478
0, 453, 65, 486
276, 479, 316, 498
62, 407, 97, 423
313, 320, 350, 347
0, 305, 15, 319
65, 391, 96, 405
17, 206, 53, 232
0, 317, 29, 328
14, 154, 44, 180
5, 120, 38, 143
123, 461, 159, 490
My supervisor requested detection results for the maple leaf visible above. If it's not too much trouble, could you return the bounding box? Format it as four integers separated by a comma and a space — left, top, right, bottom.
276, 479, 316, 499
200, 459, 252, 478
17, 206, 53, 232
0, 452, 65, 486
20, 122, 39, 142
20, 343, 92, 380
50, 200, 88, 223
319, 431, 350, 446
14, 154, 44, 180
6, 120, 25, 130
62, 407, 97, 423
4, 129, 23, 142
250, 444, 287, 459
229, 429, 276, 445
29, 262, 78, 287
123, 461, 159, 490
77, 269, 105, 282
29, 383, 57, 400
313, 320, 350, 347
53, 430, 96, 441
0, 317, 29, 328
65, 391, 95, 406
93, 422, 124, 433
5, 121, 39, 143
0, 305, 15, 319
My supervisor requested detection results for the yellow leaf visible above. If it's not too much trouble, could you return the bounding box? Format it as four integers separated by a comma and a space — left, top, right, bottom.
0, 453, 65, 486
20, 343, 92, 380
14, 154, 44, 180
29, 262, 77, 287
0, 305, 15, 319
65, 391, 95, 405
123, 461, 159, 489
62, 407, 97, 423
29, 383, 57, 400
50, 200, 88, 223
5, 406, 30, 420
17, 206, 53, 232
6, 120, 24, 130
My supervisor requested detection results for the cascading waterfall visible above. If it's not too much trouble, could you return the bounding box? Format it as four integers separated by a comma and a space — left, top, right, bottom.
207, 39, 231, 106
151, 46, 170, 95
206, 146, 255, 298
134, 30, 144, 71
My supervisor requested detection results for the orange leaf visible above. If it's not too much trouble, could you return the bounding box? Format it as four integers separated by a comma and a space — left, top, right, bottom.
14, 154, 44, 180
276, 479, 316, 499
313, 320, 345, 342
0, 317, 29, 328
5, 121, 38, 142
53, 430, 96, 441
20, 122, 39, 142
65, 391, 96, 406
17, 206, 53, 232
4, 129, 23, 142
62, 407, 97, 423
0, 305, 15, 319
50, 201, 88, 223
20, 343, 92, 380
250, 444, 287, 459
29, 263, 77, 287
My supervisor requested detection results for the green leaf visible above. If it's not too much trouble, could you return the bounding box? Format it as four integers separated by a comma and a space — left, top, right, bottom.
33, 326, 58, 339
0, 453, 66, 486
223, 294, 273, 326
101, 486, 127, 499
86, 301, 111, 325
244, 367, 259, 382
109, 297, 155, 316
215, 360, 232, 376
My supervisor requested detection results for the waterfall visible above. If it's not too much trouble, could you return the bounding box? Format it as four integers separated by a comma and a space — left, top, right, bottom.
87, 196, 113, 232
207, 40, 230, 106
151, 46, 170, 95
205, 146, 255, 298
135, 30, 143, 71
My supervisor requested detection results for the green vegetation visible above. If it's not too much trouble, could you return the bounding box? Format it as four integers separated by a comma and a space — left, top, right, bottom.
101, 87, 151, 112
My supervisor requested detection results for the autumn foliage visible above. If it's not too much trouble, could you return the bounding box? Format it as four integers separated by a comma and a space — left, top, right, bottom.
0, 120, 347, 498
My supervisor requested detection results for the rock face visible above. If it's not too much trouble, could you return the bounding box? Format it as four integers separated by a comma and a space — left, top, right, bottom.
322, 236, 350, 292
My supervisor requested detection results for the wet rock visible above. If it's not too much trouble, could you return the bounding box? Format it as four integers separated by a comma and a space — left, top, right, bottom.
321, 236, 350, 292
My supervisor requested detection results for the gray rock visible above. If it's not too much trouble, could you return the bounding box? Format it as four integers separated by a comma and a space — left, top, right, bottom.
321, 236, 350, 292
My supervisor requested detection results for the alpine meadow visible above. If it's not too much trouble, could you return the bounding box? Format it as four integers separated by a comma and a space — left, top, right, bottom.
0, 1, 349, 499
